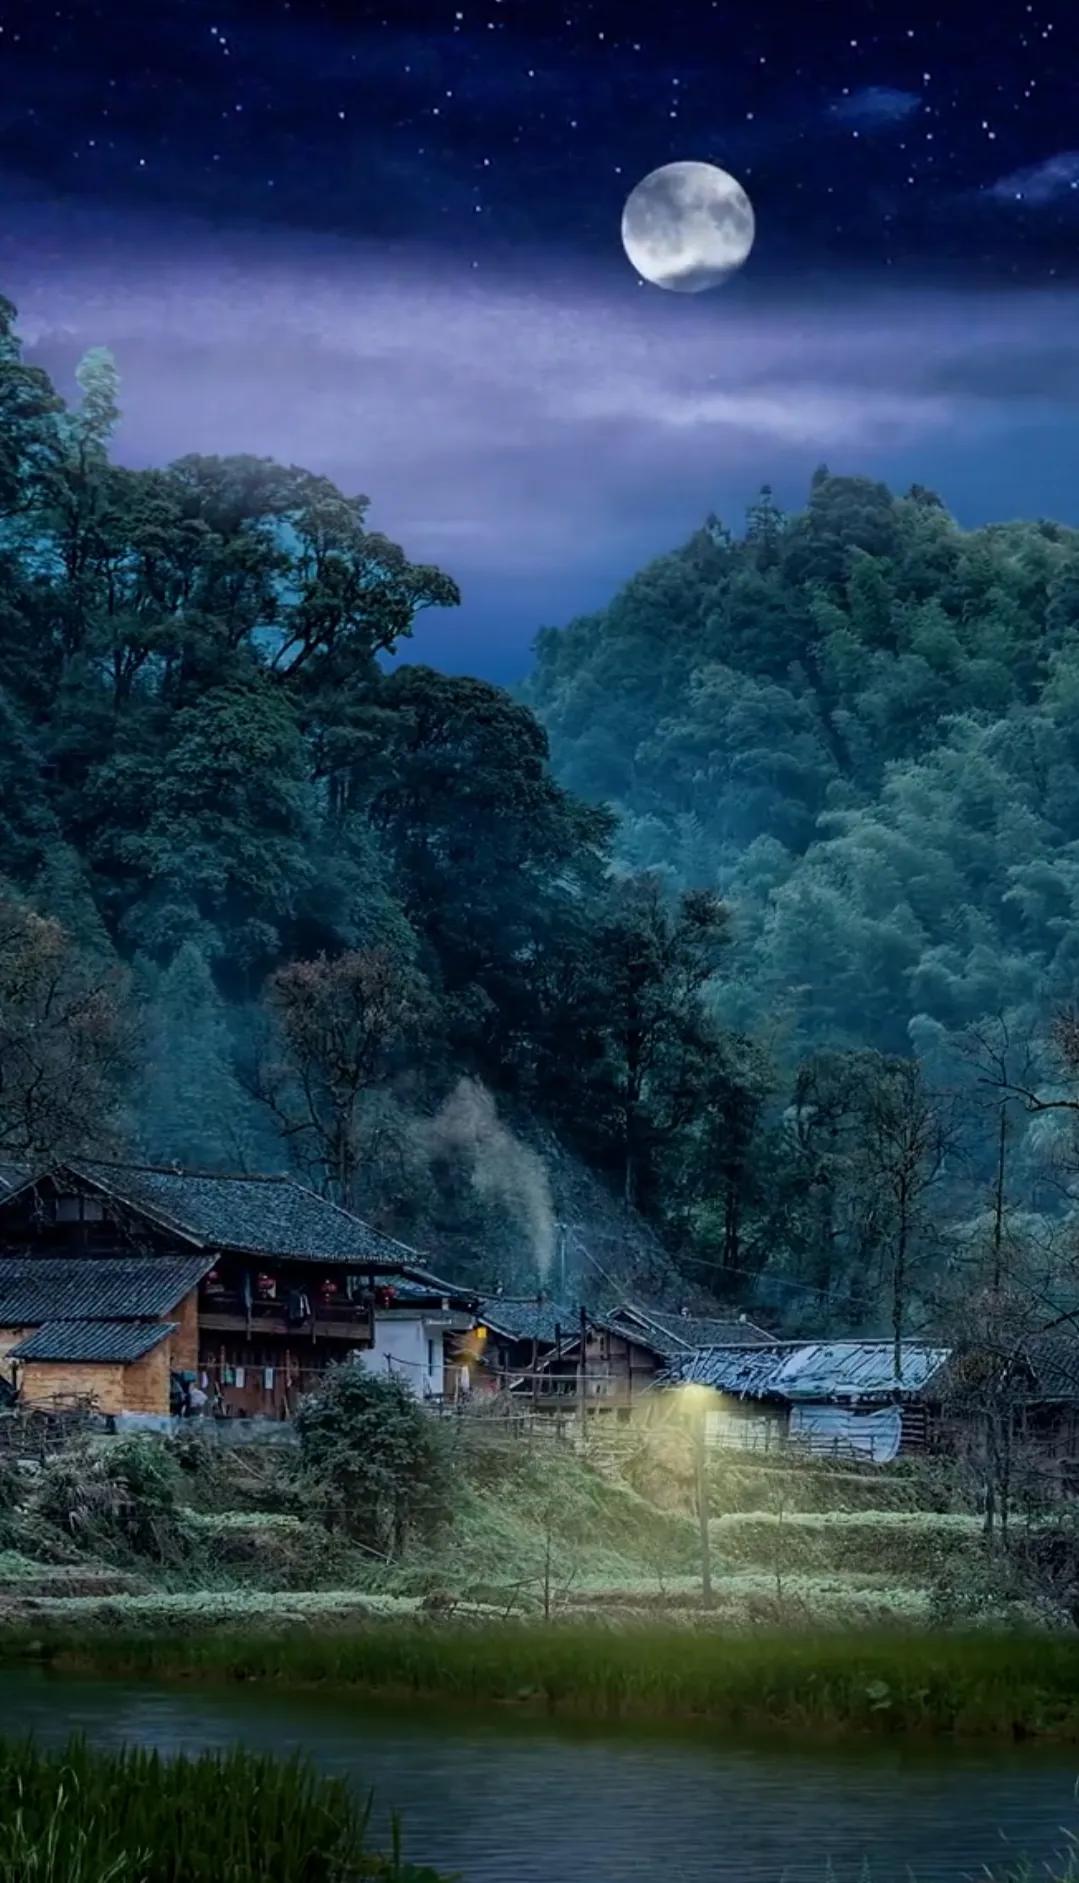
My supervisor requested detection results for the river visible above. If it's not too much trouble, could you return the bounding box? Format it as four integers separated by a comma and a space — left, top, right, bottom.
5, 1669, 1079, 1880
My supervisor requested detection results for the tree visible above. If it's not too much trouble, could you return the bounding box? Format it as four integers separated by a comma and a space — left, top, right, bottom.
0, 895, 127, 1158
257, 947, 432, 1206
296, 1366, 449, 1555
0, 294, 62, 518
862, 1057, 961, 1377
136, 941, 255, 1169
582, 876, 731, 1210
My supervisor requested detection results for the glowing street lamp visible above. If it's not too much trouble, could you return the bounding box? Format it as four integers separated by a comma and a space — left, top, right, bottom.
680, 1382, 714, 1609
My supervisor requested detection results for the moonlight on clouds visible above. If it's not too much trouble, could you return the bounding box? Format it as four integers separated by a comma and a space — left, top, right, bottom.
621, 161, 755, 292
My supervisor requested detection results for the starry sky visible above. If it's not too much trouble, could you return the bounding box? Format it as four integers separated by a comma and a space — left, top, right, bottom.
3, 0, 1079, 676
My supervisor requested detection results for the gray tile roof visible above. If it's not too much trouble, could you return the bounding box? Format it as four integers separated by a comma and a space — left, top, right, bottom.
1028, 1338, 1079, 1400
669, 1340, 951, 1402
0, 1255, 213, 1325
69, 1161, 431, 1269
608, 1303, 776, 1356
0, 1162, 29, 1195
478, 1297, 580, 1347
9, 1320, 177, 1363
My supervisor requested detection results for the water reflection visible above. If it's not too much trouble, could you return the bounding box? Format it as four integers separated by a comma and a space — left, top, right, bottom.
5, 1670, 1078, 1882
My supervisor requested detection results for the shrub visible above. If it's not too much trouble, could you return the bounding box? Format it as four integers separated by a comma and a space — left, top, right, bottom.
296, 1367, 450, 1556
32, 1439, 187, 1566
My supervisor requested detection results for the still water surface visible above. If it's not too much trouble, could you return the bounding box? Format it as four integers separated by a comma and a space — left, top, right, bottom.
5, 1668, 1079, 1882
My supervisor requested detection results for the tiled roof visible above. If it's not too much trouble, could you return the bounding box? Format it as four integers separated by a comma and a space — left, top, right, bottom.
0, 1162, 29, 1195
67, 1161, 433, 1270
608, 1303, 776, 1356
10, 1320, 177, 1363
670, 1340, 951, 1402
478, 1297, 580, 1347
0, 1255, 212, 1325
1028, 1337, 1079, 1400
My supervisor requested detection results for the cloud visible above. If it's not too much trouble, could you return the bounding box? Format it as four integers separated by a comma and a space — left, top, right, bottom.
987, 150, 1079, 206
9, 203, 1079, 672
830, 87, 921, 126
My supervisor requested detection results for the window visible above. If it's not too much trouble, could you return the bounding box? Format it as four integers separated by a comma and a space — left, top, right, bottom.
427, 1338, 436, 1376
55, 1195, 103, 1223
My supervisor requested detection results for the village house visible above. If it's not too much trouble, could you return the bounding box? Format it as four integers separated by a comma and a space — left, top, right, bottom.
0, 1160, 476, 1422
667, 1339, 952, 1462
455, 1294, 775, 1416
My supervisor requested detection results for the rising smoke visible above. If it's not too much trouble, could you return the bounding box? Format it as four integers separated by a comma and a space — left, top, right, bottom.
426, 1077, 555, 1282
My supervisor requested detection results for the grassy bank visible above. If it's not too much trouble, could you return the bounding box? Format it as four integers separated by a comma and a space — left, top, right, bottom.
0, 1736, 447, 1881
11, 1623, 1079, 1741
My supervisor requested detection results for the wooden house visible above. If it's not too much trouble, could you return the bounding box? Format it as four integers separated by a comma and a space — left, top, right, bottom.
457, 1296, 584, 1401
456, 1295, 774, 1416
0, 1160, 475, 1421
0, 1254, 207, 1415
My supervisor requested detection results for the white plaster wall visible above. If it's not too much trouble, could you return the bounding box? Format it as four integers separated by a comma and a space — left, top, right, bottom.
360, 1314, 444, 1398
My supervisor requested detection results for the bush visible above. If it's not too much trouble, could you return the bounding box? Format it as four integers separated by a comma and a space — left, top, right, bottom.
32, 1439, 187, 1566
296, 1368, 450, 1556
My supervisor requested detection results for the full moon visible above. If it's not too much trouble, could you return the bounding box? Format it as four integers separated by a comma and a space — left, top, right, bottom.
621, 160, 755, 293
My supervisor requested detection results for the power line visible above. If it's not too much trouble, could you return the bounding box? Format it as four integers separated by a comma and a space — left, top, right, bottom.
566, 1219, 880, 1313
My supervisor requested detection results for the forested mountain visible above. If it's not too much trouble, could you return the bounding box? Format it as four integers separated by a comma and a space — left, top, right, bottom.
0, 296, 724, 1302
527, 471, 1079, 1066
2, 293, 1074, 1339
526, 470, 1079, 1327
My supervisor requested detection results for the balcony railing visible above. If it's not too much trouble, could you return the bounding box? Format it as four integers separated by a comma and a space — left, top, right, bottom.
198, 1293, 372, 1341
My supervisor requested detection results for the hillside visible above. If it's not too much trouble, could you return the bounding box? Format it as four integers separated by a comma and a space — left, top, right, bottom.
527, 470, 1079, 1064
4, 292, 1077, 1330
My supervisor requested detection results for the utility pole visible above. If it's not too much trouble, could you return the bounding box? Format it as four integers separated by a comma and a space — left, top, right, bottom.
693, 1395, 713, 1608
992, 1100, 1008, 1294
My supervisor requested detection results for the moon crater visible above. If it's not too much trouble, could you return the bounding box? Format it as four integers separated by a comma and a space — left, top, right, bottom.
621, 160, 755, 293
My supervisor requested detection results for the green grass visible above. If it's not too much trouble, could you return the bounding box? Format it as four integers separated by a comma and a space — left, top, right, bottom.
710, 1509, 985, 1579
11, 1623, 1079, 1740
0, 1737, 449, 1881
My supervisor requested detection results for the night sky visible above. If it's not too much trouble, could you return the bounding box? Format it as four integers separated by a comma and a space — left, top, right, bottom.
3, 0, 1078, 675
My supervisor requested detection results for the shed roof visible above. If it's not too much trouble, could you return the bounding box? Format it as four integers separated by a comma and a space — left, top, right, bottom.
9, 1319, 177, 1363
607, 1302, 776, 1356
17, 1160, 439, 1273
0, 1255, 213, 1325
671, 1340, 951, 1402
478, 1297, 579, 1346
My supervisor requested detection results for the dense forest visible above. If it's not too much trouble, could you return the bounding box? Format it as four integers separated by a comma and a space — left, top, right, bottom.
2, 294, 1077, 1341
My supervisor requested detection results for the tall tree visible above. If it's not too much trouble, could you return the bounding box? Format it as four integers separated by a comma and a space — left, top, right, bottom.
0, 895, 127, 1159
256, 947, 432, 1207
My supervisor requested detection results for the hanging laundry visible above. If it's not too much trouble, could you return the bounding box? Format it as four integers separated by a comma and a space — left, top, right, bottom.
286, 1288, 312, 1326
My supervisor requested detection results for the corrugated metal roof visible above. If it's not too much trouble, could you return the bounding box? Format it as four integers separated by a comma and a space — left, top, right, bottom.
673, 1344, 797, 1396
0, 1255, 213, 1324
670, 1340, 951, 1402
10, 1319, 177, 1363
